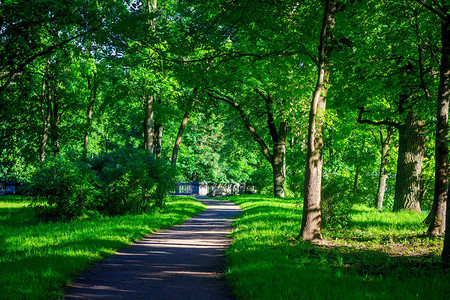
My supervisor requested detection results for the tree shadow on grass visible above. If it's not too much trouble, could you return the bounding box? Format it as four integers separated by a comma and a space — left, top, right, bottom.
0, 205, 39, 227
227, 237, 450, 300
225, 196, 449, 299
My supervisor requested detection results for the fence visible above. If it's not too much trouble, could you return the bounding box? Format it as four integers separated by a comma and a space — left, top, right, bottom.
171, 182, 256, 197
0, 182, 22, 196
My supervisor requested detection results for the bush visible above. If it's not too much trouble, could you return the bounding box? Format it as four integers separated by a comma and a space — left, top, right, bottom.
26, 147, 176, 221
26, 156, 100, 221
92, 147, 175, 215
321, 176, 353, 229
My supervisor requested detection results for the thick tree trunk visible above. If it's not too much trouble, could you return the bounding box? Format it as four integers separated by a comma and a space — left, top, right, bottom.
431, 17, 449, 238
301, 70, 328, 240
171, 108, 190, 166
144, 94, 155, 152
442, 184, 450, 264
393, 113, 427, 212
375, 126, 393, 211
300, 0, 335, 241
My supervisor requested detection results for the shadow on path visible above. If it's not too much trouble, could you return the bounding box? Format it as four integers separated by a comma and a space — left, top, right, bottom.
65, 198, 242, 300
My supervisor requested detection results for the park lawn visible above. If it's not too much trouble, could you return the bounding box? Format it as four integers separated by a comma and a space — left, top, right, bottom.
224, 195, 449, 300
0, 195, 205, 299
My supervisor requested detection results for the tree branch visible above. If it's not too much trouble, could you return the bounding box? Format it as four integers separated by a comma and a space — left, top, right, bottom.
413, 0, 448, 20
357, 106, 400, 129
0, 26, 100, 94
255, 88, 278, 142
208, 89, 273, 163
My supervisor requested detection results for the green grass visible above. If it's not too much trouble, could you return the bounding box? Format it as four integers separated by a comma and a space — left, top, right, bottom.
224, 195, 449, 300
0, 195, 205, 299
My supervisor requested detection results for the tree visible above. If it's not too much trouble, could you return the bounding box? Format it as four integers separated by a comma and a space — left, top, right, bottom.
409, 0, 450, 260
300, 0, 337, 241
0, 0, 104, 94
208, 89, 288, 197
334, 0, 440, 214
411, 0, 450, 239
171, 89, 197, 166
374, 126, 394, 211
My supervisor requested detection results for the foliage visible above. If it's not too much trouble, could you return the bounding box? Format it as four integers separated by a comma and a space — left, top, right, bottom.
224, 195, 448, 300
26, 147, 175, 221
26, 154, 100, 221
321, 175, 353, 229
92, 147, 175, 214
1, 0, 448, 261
0, 195, 205, 299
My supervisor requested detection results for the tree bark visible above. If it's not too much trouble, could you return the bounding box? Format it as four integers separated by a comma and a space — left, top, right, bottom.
144, 0, 158, 153
154, 122, 163, 158
144, 94, 155, 152
171, 107, 191, 166
50, 91, 60, 156
430, 16, 449, 238
273, 121, 287, 198
393, 113, 427, 212
375, 126, 393, 211
39, 78, 51, 162
443, 184, 450, 264
300, 0, 335, 241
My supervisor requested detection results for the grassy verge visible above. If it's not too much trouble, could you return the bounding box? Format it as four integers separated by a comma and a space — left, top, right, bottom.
0, 195, 205, 299
224, 195, 449, 299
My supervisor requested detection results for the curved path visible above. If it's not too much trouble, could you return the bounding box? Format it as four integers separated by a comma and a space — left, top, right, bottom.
65, 197, 241, 300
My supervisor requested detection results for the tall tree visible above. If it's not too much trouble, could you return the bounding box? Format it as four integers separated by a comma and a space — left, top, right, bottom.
413, 0, 450, 239
300, 0, 336, 241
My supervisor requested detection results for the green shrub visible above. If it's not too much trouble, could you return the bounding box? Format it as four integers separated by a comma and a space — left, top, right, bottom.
26, 147, 175, 221
91, 147, 175, 215
321, 176, 353, 229
26, 156, 100, 221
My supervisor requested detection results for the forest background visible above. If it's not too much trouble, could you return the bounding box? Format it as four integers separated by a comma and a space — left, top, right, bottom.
1, 0, 449, 261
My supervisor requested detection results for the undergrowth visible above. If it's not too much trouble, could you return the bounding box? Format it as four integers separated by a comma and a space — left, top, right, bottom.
224, 195, 448, 300
0, 195, 205, 299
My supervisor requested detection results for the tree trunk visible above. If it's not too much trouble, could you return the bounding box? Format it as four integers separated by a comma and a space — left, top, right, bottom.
273, 121, 287, 198
171, 108, 190, 166
375, 126, 393, 211
144, 94, 155, 152
431, 17, 449, 238
39, 78, 51, 162
154, 123, 163, 158
443, 184, 450, 264
301, 70, 328, 240
84, 77, 97, 151
393, 113, 427, 212
300, 0, 335, 241
50, 91, 60, 156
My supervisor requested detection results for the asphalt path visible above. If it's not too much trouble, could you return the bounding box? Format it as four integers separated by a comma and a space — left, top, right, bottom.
64, 197, 242, 300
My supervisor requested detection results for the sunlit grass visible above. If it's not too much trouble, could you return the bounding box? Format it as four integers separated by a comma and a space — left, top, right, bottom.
224, 195, 449, 300
0, 195, 205, 299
